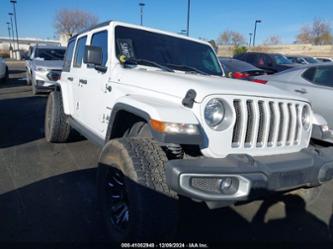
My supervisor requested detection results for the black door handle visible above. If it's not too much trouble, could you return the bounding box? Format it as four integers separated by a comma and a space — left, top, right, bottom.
294, 88, 307, 94
67, 77, 73, 81
79, 79, 87, 84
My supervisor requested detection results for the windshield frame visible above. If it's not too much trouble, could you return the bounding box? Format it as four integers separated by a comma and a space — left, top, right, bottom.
113, 25, 223, 76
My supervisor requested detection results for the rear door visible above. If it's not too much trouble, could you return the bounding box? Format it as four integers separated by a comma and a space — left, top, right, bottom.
70, 35, 88, 120
60, 38, 76, 115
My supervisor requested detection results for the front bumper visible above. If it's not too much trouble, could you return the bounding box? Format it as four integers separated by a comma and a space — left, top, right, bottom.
166, 147, 333, 208
312, 124, 333, 144
34, 71, 57, 89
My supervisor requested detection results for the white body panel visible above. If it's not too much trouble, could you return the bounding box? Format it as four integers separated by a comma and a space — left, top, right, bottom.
59, 21, 313, 158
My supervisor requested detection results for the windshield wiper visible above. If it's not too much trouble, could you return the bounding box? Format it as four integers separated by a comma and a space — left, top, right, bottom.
125, 58, 174, 72
166, 64, 209, 75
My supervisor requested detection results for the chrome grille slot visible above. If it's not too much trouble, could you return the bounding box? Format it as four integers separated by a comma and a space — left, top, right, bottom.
268, 102, 275, 146
294, 104, 301, 144
245, 100, 254, 146
277, 103, 284, 145
230, 97, 306, 151
232, 100, 242, 146
256, 101, 265, 146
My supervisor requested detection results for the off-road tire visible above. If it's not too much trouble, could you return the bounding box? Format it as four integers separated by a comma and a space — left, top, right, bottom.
45, 90, 70, 143
97, 138, 178, 242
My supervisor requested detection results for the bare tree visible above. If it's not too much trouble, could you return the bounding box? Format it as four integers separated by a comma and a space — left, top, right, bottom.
54, 9, 98, 37
296, 26, 313, 44
264, 35, 282, 45
217, 30, 245, 46
296, 19, 333, 45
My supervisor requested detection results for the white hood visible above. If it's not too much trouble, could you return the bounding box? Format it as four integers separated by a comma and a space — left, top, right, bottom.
119, 68, 310, 103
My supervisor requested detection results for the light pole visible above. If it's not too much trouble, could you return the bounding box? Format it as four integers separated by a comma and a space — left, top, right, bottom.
10, 0, 20, 59
6, 22, 13, 58
8, 13, 16, 59
253, 20, 261, 47
186, 0, 191, 36
139, 3, 145, 26
248, 33, 253, 47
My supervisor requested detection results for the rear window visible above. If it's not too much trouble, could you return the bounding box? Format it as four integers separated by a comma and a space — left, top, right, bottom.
63, 39, 76, 72
302, 66, 333, 87
220, 59, 260, 73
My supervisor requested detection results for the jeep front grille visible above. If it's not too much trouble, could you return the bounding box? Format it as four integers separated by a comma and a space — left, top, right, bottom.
232, 99, 302, 148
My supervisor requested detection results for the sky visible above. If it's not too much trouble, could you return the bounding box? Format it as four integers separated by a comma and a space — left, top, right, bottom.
0, 0, 333, 44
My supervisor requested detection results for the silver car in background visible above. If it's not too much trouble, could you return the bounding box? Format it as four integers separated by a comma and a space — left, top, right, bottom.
0, 57, 8, 83
255, 63, 333, 141
26, 45, 65, 94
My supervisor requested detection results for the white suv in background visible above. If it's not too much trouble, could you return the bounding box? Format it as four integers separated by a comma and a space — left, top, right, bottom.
25, 44, 66, 94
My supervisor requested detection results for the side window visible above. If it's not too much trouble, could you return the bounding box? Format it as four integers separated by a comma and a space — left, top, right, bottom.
256, 55, 265, 66
302, 67, 316, 82
263, 55, 273, 65
247, 54, 257, 64
73, 36, 87, 68
91, 30, 108, 66
63, 39, 76, 72
312, 66, 333, 87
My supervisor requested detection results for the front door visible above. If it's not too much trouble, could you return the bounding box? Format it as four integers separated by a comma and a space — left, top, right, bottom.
76, 30, 111, 138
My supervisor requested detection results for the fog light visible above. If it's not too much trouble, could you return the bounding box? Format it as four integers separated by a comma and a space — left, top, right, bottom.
219, 177, 239, 195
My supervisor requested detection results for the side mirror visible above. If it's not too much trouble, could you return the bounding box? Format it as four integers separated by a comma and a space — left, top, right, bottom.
84, 46, 102, 65
83, 46, 107, 73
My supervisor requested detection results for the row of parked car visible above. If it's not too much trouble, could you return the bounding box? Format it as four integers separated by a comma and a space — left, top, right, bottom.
219, 52, 333, 134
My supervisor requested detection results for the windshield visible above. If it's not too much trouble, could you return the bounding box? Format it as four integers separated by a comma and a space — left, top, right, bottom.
35, 48, 65, 60
273, 54, 292, 65
115, 26, 222, 76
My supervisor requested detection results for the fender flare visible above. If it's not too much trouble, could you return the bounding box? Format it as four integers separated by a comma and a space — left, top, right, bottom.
105, 99, 203, 145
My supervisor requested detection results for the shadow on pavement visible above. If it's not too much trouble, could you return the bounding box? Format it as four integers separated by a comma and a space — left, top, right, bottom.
178, 194, 332, 244
0, 168, 108, 243
0, 167, 331, 246
0, 96, 47, 148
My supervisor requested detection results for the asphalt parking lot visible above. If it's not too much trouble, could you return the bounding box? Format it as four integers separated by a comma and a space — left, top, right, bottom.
0, 62, 333, 246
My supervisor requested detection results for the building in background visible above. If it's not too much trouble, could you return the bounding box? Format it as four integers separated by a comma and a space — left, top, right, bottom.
0, 37, 61, 59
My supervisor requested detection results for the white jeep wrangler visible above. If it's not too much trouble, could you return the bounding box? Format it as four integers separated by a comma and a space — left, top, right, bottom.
45, 21, 333, 241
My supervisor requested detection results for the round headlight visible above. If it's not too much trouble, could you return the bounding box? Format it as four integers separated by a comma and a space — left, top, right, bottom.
302, 105, 311, 130
204, 99, 225, 128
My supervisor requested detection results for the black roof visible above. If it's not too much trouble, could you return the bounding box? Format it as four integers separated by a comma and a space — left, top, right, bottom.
69, 20, 112, 41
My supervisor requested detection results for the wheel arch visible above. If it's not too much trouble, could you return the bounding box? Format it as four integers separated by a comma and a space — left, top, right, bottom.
105, 103, 150, 141
105, 98, 203, 145
54, 83, 71, 115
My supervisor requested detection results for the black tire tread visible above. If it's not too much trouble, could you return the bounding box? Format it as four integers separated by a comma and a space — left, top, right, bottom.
45, 91, 70, 143
107, 138, 177, 198
98, 138, 178, 241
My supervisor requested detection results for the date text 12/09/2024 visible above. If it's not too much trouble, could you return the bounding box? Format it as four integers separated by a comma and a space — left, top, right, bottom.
120, 242, 209, 248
